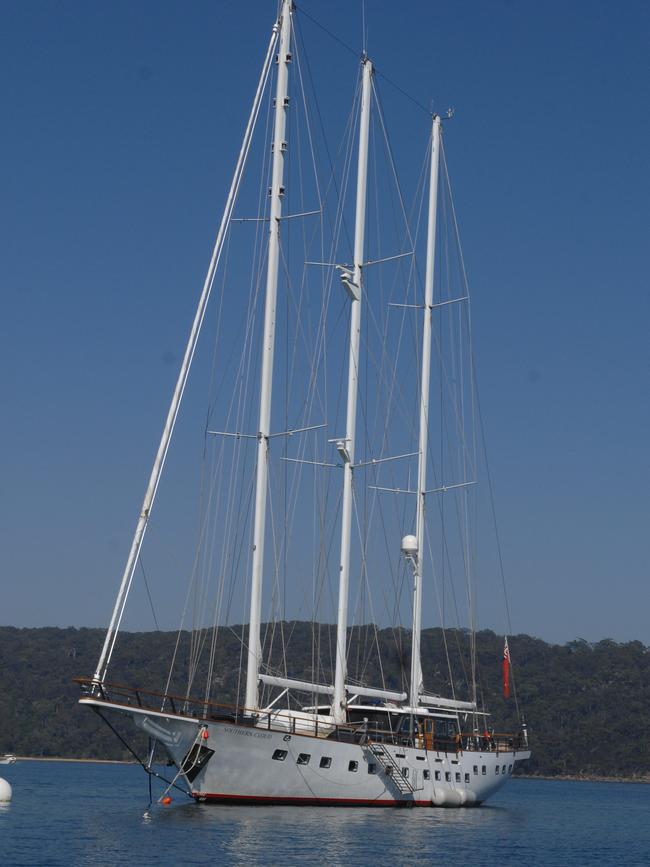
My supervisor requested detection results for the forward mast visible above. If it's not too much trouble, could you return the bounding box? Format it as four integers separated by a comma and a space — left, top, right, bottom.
245, 0, 293, 713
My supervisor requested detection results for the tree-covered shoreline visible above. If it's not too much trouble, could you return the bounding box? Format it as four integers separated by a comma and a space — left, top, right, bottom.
1, 625, 648, 779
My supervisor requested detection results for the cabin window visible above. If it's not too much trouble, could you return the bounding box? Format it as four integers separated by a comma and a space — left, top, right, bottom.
368, 763, 377, 774
482, 765, 486, 775
423, 770, 430, 781
473, 765, 478, 775
272, 750, 287, 761
435, 770, 441, 781
297, 753, 310, 765
396, 753, 405, 759
435, 719, 459, 739
416, 755, 425, 761
502, 765, 507, 775
496, 765, 500, 774
348, 761, 358, 773
402, 768, 409, 779
445, 772, 451, 782
455, 772, 461, 783
320, 756, 332, 769
508, 764, 513, 774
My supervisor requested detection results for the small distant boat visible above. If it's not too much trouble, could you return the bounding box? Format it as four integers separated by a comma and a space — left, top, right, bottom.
0, 755, 16, 765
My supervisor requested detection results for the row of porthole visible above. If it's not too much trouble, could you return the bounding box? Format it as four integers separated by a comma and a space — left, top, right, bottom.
429, 765, 512, 784
471, 763, 513, 776
273, 750, 360, 770
271, 751, 513, 783
273, 749, 415, 779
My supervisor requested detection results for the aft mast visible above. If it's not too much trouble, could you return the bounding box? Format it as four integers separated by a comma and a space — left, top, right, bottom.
245, 0, 293, 712
331, 56, 373, 725
409, 114, 441, 707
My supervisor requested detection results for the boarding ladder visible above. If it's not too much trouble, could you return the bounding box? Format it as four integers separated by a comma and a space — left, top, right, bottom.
366, 741, 415, 797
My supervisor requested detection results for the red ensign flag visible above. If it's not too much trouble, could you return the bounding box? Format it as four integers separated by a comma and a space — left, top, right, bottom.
503, 637, 511, 699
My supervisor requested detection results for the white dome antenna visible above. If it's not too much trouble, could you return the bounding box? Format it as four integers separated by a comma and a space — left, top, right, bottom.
401, 534, 418, 561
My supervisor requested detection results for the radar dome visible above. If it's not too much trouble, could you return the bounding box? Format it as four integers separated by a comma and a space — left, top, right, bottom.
401, 534, 418, 557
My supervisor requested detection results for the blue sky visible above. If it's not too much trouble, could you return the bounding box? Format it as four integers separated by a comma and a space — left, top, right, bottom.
1, 0, 648, 644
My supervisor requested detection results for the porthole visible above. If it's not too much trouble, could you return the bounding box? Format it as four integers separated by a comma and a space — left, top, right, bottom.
464, 773, 470, 783
435, 771, 441, 781
297, 753, 310, 765
348, 760, 358, 773
445, 771, 451, 782
423, 770, 430, 781
473, 765, 478, 775
272, 749, 287, 761
455, 772, 461, 782
319, 756, 332, 769
367, 763, 377, 775
482, 765, 486, 775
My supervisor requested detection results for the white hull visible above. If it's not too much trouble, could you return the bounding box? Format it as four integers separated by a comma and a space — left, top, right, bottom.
0, 755, 16, 765
81, 698, 529, 807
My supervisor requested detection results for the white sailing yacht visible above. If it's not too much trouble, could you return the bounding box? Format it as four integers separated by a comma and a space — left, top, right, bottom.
79, 1, 530, 807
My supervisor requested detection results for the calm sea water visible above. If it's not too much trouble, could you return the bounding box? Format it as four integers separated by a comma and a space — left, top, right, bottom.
1, 761, 648, 866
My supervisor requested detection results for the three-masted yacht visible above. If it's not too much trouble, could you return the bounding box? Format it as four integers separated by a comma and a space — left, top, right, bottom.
79, 0, 530, 806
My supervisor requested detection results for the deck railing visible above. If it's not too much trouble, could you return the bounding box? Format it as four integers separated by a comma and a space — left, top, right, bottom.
76, 677, 526, 753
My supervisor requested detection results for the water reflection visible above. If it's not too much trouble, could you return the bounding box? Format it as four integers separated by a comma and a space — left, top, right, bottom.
150, 799, 526, 866
3, 764, 650, 867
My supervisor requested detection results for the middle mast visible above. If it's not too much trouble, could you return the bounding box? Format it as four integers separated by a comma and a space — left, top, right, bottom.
331, 56, 373, 725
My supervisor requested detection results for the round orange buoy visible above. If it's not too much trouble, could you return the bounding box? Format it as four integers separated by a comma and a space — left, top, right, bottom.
202, 729, 209, 740
161, 796, 172, 806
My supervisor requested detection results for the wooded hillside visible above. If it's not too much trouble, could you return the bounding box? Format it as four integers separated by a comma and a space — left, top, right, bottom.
1, 625, 648, 779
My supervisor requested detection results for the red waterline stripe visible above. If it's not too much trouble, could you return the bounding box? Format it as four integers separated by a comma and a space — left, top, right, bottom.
193, 792, 431, 807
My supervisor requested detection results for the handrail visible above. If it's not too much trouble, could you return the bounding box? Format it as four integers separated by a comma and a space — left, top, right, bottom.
76, 677, 258, 718
76, 677, 527, 752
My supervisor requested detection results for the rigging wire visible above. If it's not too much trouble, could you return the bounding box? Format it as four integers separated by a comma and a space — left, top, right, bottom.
439, 135, 523, 719
294, 4, 431, 117
139, 2, 518, 730
137, 556, 160, 632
